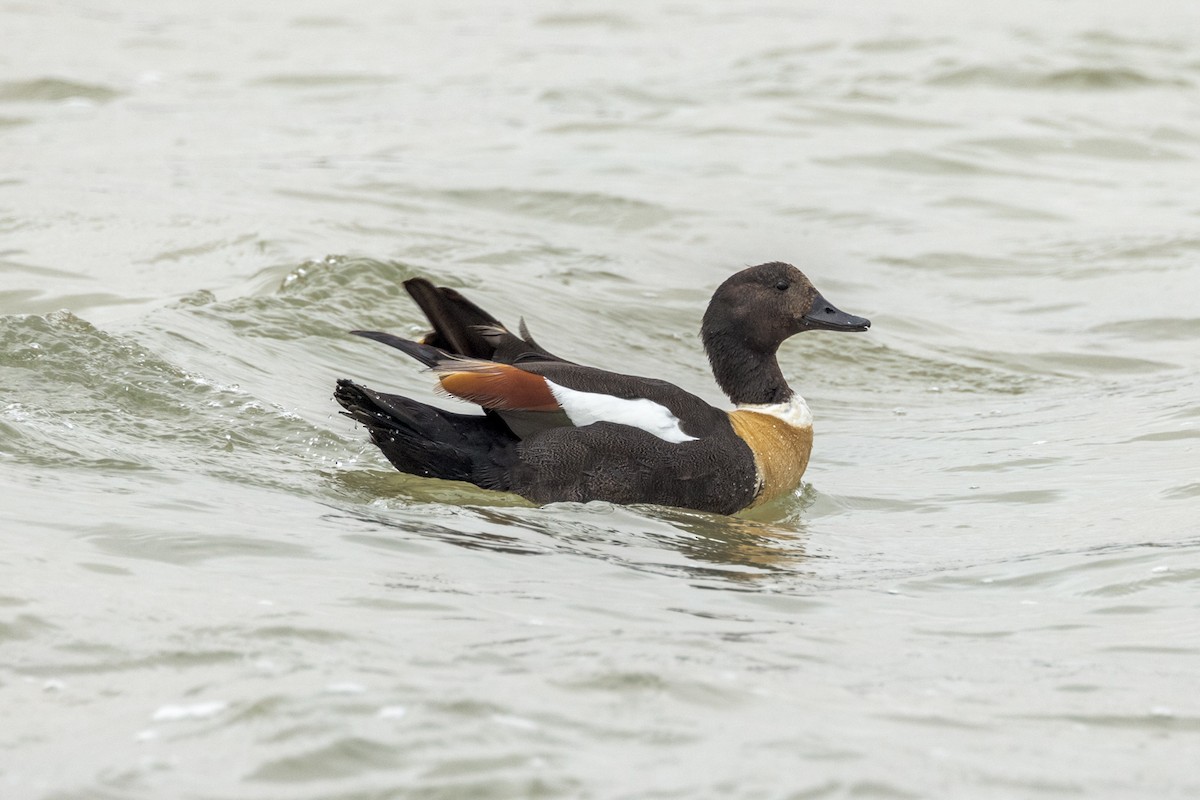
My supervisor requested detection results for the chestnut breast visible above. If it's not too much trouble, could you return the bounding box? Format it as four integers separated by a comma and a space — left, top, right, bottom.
726, 406, 814, 507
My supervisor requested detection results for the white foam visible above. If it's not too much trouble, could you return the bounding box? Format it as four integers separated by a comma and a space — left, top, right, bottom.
152, 701, 227, 721
325, 682, 367, 695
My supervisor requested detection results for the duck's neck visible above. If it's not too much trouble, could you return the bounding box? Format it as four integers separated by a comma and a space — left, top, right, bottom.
703, 330, 794, 406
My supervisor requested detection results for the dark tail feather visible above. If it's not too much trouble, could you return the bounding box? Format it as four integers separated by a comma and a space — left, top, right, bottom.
334, 379, 516, 485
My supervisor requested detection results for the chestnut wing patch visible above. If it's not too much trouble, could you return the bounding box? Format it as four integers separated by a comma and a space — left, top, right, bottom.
436, 361, 561, 411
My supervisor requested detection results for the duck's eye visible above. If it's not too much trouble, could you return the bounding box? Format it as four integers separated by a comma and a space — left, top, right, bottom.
774, 280, 790, 292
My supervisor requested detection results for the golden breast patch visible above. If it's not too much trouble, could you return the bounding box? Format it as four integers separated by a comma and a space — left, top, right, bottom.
727, 410, 814, 507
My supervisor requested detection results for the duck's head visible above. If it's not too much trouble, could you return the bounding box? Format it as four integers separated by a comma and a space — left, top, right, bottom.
702, 262, 870, 355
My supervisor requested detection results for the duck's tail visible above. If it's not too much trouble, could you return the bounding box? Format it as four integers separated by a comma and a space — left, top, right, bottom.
333, 379, 517, 486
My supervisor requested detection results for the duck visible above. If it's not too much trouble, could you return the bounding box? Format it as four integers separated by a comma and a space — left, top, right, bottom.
334, 262, 869, 515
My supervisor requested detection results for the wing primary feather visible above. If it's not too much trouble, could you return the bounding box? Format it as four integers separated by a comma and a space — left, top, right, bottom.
349, 330, 446, 368
403, 278, 501, 358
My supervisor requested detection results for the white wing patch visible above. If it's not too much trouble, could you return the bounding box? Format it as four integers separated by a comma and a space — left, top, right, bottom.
545, 380, 699, 444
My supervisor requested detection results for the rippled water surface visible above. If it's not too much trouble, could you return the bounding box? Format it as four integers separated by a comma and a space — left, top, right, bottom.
3, 1, 1199, 797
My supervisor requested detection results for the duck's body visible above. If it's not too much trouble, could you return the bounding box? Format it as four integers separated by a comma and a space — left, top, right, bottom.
334, 262, 869, 515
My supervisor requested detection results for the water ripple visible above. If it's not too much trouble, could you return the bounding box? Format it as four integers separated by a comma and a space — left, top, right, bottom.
927, 65, 1188, 90
0, 77, 123, 103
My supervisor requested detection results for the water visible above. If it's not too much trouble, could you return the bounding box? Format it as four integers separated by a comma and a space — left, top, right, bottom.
3, 1, 1199, 797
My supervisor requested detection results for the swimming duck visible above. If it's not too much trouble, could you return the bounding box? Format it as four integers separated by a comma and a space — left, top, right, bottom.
334, 262, 869, 515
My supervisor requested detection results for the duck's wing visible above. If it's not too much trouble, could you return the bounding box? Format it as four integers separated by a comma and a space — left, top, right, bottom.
348, 279, 719, 442
434, 358, 726, 444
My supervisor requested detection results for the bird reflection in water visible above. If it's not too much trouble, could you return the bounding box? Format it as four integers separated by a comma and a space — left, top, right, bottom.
330, 469, 812, 581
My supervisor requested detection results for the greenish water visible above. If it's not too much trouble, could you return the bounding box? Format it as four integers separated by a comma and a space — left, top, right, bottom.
2, 2, 1199, 798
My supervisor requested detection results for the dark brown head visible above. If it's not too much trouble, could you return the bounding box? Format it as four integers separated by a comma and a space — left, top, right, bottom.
701, 262, 870, 404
